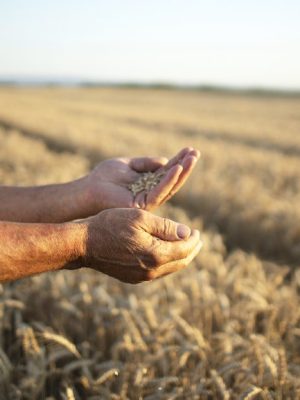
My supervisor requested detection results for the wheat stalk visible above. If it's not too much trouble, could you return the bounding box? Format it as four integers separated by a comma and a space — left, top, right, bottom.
94, 369, 119, 386
277, 348, 287, 386
240, 386, 263, 400
211, 369, 230, 400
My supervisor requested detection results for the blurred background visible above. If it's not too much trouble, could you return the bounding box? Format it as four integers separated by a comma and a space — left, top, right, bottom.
0, 1, 300, 399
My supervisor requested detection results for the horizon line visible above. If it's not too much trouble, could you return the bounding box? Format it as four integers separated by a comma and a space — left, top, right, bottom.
0, 77, 300, 97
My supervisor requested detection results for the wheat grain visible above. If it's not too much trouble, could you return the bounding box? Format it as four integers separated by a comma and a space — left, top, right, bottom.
128, 171, 165, 196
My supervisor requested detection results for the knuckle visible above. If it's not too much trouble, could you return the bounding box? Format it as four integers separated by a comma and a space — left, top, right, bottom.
141, 251, 161, 269
138, 239, 162, 269
162, 218, 170, 236
143, 270, 157, 281
148, 239, 163, 268
177, 245, 188, 259
151, 252, 161, 268
130, 208, 146, 223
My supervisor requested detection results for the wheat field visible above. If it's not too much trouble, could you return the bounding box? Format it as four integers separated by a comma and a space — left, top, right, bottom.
0, 87, 299, 399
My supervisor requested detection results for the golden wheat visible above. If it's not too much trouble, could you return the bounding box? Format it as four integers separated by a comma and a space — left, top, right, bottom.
0, 87, 299, 398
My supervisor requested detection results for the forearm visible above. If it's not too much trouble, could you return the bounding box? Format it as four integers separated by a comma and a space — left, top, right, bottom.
0, 221, 87, 282
0, 178, 94, 223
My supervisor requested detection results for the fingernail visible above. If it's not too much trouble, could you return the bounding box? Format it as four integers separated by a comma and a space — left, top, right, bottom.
177, 224, 191, 239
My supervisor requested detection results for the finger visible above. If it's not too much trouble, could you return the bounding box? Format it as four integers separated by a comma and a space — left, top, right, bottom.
160, 154, 198, 204
147, 240, 203, 280
94, 261, 146, 284
188, 148, 201, 159
146, 164, 183, 209
139, 210, 202, 264
148, 229, 202, 267
157, 147, 195, 171
95, 237, 202, 283
153, 229, 201, 264
134, 190, 146, 209
129, 157, 168, 172
143, 212, 192, 241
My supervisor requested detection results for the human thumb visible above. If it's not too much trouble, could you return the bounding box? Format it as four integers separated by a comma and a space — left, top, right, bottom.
145, 213, 191, 241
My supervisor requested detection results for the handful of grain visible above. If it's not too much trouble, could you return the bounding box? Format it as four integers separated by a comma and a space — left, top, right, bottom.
128, 171, 166, 196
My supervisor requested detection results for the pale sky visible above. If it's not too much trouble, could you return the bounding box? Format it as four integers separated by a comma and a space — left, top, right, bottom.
0, 0, 300, 89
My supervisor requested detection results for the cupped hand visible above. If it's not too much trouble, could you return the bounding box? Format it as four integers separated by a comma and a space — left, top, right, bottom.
82, 208, 202, 283
85, 147, 200, 213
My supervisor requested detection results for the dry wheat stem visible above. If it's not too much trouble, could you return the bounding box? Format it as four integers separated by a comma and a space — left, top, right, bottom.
1, 89, 300, 399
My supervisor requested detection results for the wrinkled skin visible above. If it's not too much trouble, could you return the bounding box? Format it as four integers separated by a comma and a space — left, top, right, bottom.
85, 147, 200, 212
83, 208, 202, 284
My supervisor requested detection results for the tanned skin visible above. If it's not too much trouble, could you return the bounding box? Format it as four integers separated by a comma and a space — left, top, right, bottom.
0, 148, 202, 284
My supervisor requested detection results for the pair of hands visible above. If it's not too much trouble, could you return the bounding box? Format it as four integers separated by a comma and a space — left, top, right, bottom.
78, 147, 202, 283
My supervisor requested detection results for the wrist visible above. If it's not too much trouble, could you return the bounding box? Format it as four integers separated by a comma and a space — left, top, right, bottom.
65, 176, 100, 219
62, 221, 88, 270
80, 174, 107, 215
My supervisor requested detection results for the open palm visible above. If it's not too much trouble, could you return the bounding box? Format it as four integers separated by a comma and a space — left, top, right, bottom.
88, 147, 200, 211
